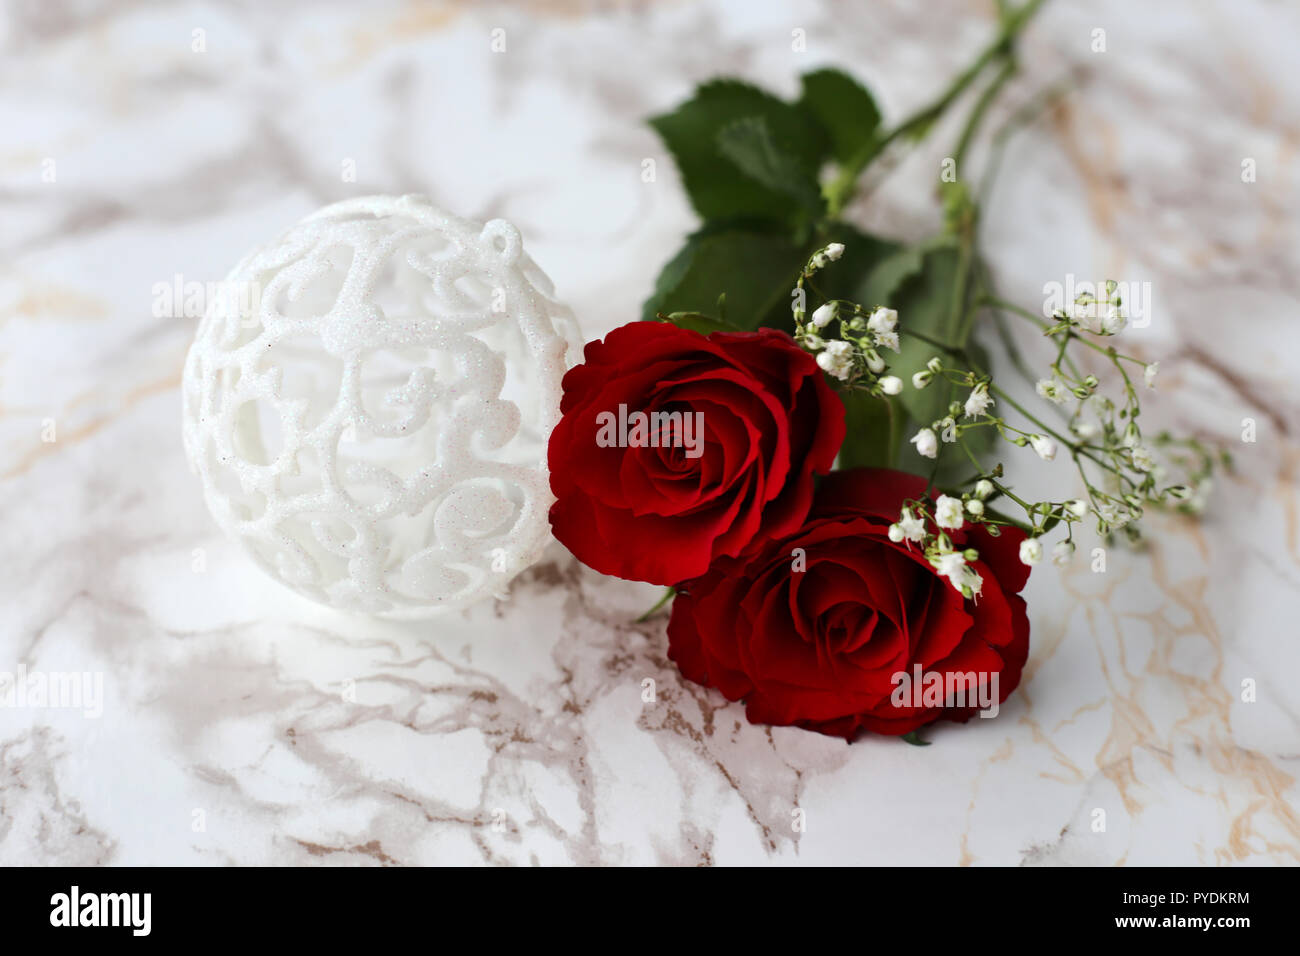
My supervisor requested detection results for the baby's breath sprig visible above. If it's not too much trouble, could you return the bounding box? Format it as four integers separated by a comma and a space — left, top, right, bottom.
791, 243, 904, 398
888, 490, 989, 599
893, 283, 1225, 587
796, 260, 1222, 596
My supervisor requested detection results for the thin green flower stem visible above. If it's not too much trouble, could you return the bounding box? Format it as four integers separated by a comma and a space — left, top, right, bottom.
824, 0, 1049, 216
899, 327, 961, 354
957, 437, 1034, 521
977, 70, 1077, 210
980, 295, 1146, 368
954, 56, 1019, 174
983, 380, 1074, 448
1052, 333, 1070, 372
634, 587, 676, 623
988, 302, 1041, 386
976, 271, 1085, 384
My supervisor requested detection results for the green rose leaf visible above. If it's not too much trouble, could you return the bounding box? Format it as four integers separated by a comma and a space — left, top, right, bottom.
836, 389, 900, 470
716, 116, 824, 217
864, 239, 966, 432
858, 239, 994, 486
856, 243, 928, 310
797, 68, 881, 165
649, 79, 829, 228
654, 310, 743, 336
641, 224, 805, 329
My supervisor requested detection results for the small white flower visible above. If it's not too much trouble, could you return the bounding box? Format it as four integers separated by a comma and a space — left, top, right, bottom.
810, 303, 836, 329
865, 349, 886, 373
1096, 502, 1131, 529
1144, 362, 1158, 389
939, 416, 958, 443
1029, 434, 1058, 461
1052, 540, 1074, 567
935, 494, 964, 529
824, 242, 845, 261
974, 479, 995, 500
956, 565, 984, 598
1036, 377, 1069, 405
910, 427, 938, 459
1100, 303, 1126, 335
965, 498, 984, 517
1121, 423, 1140, 448
1072, 421, 1099, 441
937, 557, 984, 599
1070, 299, 1103, 334
933, 551, 966, 580
866, 307, 898, 336
816, 340, 854, 380
874, 330, 900, 353
912, 371, 932, 390
1019, 538, 1043, 566
1186, 478, 1213, 514
1064, 499, 1088, 518
888, 523, 905, 542
802, 333, 825, 350
1130, 444, 1156, 472
964, 383, 994, 419
897, 508, 926, 542
879, 375, 903, 395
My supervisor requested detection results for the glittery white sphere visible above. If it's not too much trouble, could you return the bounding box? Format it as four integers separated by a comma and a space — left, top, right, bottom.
181, 195, 581, 616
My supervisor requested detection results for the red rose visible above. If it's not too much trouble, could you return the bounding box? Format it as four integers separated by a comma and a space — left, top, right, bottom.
667, 468, 1031, 739
548, 322, 844, 585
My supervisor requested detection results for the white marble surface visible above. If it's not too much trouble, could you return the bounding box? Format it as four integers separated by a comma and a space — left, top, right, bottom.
2, 0, 1298, 865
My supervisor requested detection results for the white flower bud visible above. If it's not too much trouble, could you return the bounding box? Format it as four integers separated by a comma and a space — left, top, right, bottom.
1036, 378, 1069, 405
1101, 303, 1126, 335
935, 494, 964, 529
866, 307, 898, 336
912, 371, 932, 390
888, 523, 905, 542
1064, 499, 1088, 518
879, 375, 903, 395
824, 242, 845, 261
1144, 362, 1158, 389
816, 340, 854, 380
1029, 434, 1058, 461
865, 349, 886, 373
965, 498, 984, 517
1051, 540, 1074, 566
974, 479, 995, 500
963, 383, 993, 419
810, 303, 836, 329
926, 357, 943, 374
1072, 421, 1099, 441
1131, 444, 1155, 472
1018, 537, 1043, 566
910, 427, 938, 459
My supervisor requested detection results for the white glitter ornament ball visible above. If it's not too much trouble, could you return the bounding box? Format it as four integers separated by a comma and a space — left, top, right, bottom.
181, 195, 582, 617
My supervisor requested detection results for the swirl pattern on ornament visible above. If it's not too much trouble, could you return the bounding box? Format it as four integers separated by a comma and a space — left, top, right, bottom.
181, 195, 580, 615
